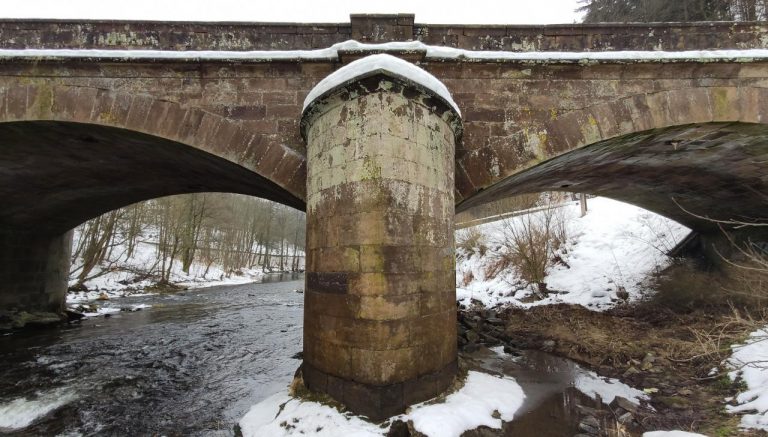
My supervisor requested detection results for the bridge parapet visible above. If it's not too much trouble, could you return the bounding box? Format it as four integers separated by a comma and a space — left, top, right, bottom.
1, 15, 767, 52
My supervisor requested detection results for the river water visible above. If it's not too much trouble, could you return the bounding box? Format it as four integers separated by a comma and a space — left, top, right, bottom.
0, 275, 637, 436
0, 274, 304, 436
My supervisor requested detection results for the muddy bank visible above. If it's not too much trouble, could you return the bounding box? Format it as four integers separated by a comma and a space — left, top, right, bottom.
458, 301, 759, 436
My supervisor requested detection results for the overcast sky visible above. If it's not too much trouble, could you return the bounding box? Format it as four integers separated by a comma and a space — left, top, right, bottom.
0, 0, 584, 24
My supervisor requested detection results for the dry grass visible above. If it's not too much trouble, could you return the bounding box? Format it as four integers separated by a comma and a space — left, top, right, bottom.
496, 254, 768, 434
494, 200, 569, 293
456, 226, 487, 257
460, 270, 474, 287
483, 254, 512, 280
498, 301, 761, 435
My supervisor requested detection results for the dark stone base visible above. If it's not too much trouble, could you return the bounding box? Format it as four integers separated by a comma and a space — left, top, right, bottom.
0, 310, 65, 331
669, 229, 768, 270
0, 229, 72, 318
302, 360, 458, 421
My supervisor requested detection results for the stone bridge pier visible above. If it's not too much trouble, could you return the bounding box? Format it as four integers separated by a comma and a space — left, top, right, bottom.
300, 55, 462, 419
0, 229, 72, 327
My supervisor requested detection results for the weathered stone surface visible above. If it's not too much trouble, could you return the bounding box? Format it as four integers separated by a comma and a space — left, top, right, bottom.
302, 70, 459, 419
1, 17, 767, 52
302, 360, 457, 421
0, 229, 71, 326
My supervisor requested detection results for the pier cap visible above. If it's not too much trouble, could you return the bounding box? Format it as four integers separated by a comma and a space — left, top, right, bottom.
301, 53, 462, 142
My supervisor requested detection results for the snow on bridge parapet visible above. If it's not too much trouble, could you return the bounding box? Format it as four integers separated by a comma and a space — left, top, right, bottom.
301, 53, 461, 116
2, 39, 768, 66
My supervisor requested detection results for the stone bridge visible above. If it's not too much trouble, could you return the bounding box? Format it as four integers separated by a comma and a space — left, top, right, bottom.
2, 14, 768, 419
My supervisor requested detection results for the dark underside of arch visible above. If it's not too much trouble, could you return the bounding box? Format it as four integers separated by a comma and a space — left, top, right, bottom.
456, 122, 768, 232
0, 121, 304, 235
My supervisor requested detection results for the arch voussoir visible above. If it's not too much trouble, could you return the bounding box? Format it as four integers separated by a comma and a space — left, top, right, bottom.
0, 83, 307, 203
462, 85, 766, 201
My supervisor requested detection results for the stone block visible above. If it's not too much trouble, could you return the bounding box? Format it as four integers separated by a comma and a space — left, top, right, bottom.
345, 319, 411, 349
356, 294, 420, 321
349, 346, 417, 385
304, 290, 357, 319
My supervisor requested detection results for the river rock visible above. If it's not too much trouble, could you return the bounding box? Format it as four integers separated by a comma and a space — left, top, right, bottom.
622, 366, 640, 378
464, 342, 480, 353
466, 330, 480, 343
458, 324, 467, 336
616, 286, 629, 300
387, 420, 410, 437
641, 352, 655, 370
575, 404, 601, 416
610, 396, 639, 414
617, 411, 635, 425
578, 416, 600, 435
541, 339, 556, 352
65, 309, 86, 321
486, 317, 505, 326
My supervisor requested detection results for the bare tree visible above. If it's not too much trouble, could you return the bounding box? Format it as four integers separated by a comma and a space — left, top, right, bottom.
70, 192, 307, 288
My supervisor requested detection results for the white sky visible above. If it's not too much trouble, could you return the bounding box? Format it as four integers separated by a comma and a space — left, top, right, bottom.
0, 0, 584, 24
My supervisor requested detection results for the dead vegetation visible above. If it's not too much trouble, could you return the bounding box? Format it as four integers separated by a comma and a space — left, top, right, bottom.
494, 251, 768, 436
493, 196, 571, 295
456, 226, 487, 257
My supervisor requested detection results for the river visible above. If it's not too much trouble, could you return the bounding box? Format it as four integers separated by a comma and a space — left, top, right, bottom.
0, 275, 640, 436
0, 274, 303, 436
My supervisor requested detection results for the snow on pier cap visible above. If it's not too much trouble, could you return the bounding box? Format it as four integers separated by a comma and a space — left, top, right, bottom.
302, 53, 461, 117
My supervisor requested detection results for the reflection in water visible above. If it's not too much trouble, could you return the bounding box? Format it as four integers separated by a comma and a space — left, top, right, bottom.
466, 348, 639, 436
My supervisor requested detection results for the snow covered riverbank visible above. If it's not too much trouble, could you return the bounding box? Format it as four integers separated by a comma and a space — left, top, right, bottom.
238, 346, 653, 437
456, 197, 690, 310
727, 326, 768, 431
69, 237, 276, 293
240, 371, 524, 437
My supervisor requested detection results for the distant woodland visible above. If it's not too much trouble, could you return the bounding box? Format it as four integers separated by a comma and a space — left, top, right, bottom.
71, 194, 305, 289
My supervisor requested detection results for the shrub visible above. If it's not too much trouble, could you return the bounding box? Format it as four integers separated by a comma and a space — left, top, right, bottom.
494, 199, 569, 295
456, 226, 487, 257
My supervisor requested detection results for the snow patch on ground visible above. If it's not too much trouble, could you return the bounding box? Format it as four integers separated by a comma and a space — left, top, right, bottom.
239, 392, 383, 437
727, 326, 768, 430
407, 371, 524, 437
456, 197, 689, 310
574, 368, 649, 406
302, 53, 460, 115
239, 371, 524, 437
0, 387, 78, 431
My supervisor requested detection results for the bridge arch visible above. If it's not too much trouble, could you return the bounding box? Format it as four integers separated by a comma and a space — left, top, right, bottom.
0, 88, 307, 323
0, 84, 307, 233
457, 86, 768, 233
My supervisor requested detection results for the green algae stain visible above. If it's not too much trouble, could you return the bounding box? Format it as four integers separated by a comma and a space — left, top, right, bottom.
360, 156, 382, 181
29, 83, 54, 119
712, 88, 732, 118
